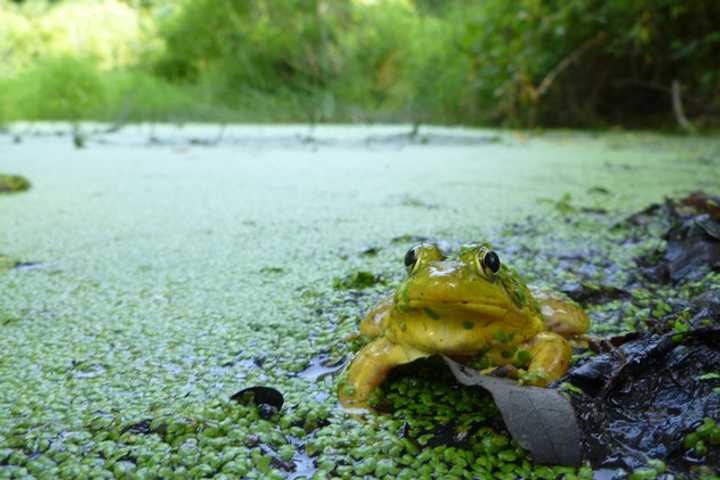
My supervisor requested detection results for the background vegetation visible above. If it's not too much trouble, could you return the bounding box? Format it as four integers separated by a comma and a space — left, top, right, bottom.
1, 0, 718, 128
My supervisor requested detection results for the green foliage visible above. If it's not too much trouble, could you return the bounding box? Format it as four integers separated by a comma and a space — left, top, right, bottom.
105, 70, 216, 123
2, 56, 107, 121
156, 0, 349, 87
449, 0, 720, 127
0, 0, 718, 127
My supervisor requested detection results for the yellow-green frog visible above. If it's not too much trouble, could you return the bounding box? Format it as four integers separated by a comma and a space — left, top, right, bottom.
339, 242, 589, 409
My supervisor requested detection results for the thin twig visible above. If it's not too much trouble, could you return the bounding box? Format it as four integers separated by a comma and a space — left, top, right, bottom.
672, 79, 697, 134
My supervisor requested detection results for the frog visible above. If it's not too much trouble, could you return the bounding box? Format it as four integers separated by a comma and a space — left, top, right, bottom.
339, 242, 590, 409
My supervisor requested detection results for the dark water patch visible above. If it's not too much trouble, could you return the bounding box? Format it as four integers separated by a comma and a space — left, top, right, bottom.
417, 420, 485, 450
0, 256, 47, 273
364, 132, 502, 147
297, 353, 347, 382
391, 234, 430, 244
259, 266, 286, 274
397, 195, 440, 210
560, 282, 630, 305
62, 128, 500, 151
14, 262, 47, 272
71, 361, 107, 379
259, 442, 316, 478
359, 245, 381, 256
286, 435, 317, 480
121, 419, 155, 435
220, 356, 259, 369
587, 186, 611, 195
243, 433, 317, 479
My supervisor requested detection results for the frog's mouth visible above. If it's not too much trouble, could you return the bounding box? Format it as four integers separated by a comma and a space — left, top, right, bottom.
399, 266, 518, 319
404, 299, 511, 320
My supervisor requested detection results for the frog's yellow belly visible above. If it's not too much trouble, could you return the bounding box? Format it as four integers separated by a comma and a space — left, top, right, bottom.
384, 309, 544, 355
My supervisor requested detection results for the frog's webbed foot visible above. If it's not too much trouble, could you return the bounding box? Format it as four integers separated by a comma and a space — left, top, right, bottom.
532, 288, 590, 338
520, 332, 571, 386
486, 364, 519, 379
339, 337, 426, 409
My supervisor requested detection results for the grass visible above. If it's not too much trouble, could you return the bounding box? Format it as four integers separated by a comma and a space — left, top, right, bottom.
0, 58, 380, 125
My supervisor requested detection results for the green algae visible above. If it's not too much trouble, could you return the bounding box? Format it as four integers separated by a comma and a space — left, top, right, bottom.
0, 255, 17, 272
0, 125, 718, 478
0, 174, 30, 193
333, 271, 382, 290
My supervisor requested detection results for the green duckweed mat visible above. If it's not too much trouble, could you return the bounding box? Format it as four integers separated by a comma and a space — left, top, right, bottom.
1, 125, 718, 479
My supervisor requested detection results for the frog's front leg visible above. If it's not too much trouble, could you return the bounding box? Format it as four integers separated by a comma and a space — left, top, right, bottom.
339, 337, 425, 409
521, 332, 572, 386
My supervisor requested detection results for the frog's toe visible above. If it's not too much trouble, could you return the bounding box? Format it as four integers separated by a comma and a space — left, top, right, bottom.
522, 332, 572, 386
487, 364, 519, 379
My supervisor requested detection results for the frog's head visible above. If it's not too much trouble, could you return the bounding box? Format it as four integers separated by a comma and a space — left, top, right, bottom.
394, 243, 537, 321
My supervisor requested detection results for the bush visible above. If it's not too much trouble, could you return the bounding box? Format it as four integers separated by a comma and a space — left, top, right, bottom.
156, 0, 350, 89
0, 0, 718, 128
429, 0, 720, 127
2, 56, 107, 121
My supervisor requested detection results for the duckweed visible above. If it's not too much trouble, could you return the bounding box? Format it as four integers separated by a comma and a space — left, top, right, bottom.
333, 271, 381, 290
685, 417, 720, 455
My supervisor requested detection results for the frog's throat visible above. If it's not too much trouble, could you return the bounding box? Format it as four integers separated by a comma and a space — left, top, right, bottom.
404, 300, 510, 318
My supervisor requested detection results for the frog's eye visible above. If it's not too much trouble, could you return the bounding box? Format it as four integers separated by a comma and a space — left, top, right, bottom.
483, 251, 501, 273
404, 246, 419, 273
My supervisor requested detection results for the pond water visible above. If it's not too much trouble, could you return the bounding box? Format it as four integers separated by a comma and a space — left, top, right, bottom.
0, 124, 717, 477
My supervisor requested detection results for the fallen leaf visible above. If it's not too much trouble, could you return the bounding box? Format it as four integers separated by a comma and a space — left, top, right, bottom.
231, 386, 284, 419
442, 356, 582, 466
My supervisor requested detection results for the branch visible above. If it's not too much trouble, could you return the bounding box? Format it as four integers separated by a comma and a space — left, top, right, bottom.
672, 80, 697, 134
